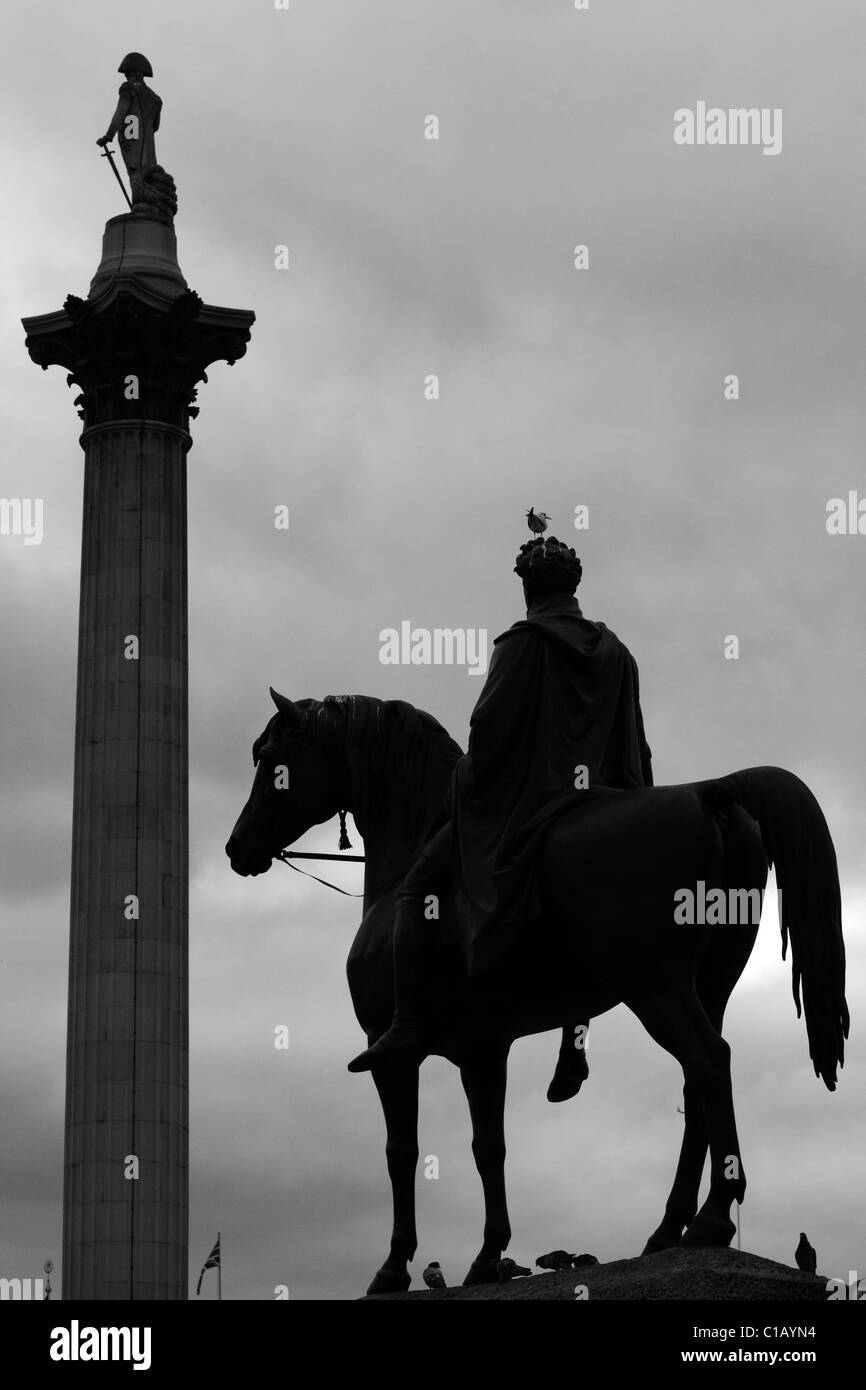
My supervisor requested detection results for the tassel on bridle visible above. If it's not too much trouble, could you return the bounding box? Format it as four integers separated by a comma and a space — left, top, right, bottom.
338, 809, 352, 850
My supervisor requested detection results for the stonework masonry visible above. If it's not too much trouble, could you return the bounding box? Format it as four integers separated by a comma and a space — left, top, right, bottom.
23, 212, 254, 1299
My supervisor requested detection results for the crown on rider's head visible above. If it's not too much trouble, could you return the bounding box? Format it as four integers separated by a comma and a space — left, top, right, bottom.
514, 535, 583, 593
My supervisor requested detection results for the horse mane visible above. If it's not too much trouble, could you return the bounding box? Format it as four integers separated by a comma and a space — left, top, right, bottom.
325, 695, 463, 847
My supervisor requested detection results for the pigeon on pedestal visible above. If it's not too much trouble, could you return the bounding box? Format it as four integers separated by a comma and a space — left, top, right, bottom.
795, 1233, 817, 1274
422, 1261, 447, 1289
536, 1249, 578, 1272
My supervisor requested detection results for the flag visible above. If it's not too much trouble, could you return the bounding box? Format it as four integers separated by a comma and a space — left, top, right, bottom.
196, 1235, 221, 1296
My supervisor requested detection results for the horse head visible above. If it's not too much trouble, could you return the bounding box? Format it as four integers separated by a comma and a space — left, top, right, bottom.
225, 688, 352, 876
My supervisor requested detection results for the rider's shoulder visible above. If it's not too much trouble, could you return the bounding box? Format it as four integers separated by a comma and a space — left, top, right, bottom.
495, 618, 546, 644
594, 622, 635, 658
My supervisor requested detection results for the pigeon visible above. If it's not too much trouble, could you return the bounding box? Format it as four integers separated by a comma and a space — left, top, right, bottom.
536, 1249, 579, 1272
422, 1260, 447, 1289
526, 508, 551, 535
572, 1253, 599, 1267
497, 1257, 531, 1282
795, 1233, 817, 1274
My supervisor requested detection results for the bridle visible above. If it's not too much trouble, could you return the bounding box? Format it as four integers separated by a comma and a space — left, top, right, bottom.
263, 697, 405, 898
275, 848, 404, 900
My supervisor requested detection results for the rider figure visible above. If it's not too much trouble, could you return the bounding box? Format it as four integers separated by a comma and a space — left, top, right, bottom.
349, 529, 653, 1099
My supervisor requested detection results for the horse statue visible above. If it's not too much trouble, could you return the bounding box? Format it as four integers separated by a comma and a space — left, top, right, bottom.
226, 688, 848, 1295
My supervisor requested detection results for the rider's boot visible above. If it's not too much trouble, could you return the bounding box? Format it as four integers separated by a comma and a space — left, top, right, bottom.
348, 913, 421, 1071
546, 1020, 590, 1102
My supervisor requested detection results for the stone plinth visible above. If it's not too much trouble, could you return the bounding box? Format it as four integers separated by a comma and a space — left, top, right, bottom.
23, 214, 254, 1299
360, 1248, 832, 1300
89, 214, 188, 300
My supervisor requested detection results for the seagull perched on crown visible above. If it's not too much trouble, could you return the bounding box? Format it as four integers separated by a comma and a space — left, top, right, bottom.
526, 508, 551, 535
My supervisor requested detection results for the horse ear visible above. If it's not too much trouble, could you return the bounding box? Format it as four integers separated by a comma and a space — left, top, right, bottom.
270, 687, 302, 723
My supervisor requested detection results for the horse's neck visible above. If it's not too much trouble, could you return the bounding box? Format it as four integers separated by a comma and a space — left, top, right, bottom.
359, 813, 421, 900
343, 693, 457, 939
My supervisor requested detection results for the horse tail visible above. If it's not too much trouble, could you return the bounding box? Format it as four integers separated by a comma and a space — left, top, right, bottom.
700, 766, 848, 1091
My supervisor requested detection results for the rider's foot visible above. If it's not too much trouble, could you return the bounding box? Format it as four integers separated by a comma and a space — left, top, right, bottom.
348, 1023, 419, 1072
546, 1047, 589, 1103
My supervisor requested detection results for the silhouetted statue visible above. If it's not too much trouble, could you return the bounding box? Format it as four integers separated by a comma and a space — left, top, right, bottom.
227, 538, 848, 1295
347, 529, 653, 1106
97, 53, 177, 220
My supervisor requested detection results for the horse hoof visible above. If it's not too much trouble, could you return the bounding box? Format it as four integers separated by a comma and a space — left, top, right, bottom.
680, 1214, 736, 1248
546, 1074, 585, 1103
641, 1224, 683, 1255
546, 1052, 589, 1103
365, 1267, 412, 1296
463, 1257, 500, 1286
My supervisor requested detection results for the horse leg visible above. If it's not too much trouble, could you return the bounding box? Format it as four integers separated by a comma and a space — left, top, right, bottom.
461, 1046, 512, 1285
547, 1020, 591, 1103
365, 1059, 420, 1295
641, 929, 756, 1254
641, 1078, 707, 1253
628, 986, 744, 1251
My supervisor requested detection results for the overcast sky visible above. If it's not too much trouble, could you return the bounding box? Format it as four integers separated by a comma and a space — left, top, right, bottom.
2, 0, 864, 1300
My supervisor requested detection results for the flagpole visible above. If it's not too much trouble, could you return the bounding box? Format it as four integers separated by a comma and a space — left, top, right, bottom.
218, 1232, 222, 1301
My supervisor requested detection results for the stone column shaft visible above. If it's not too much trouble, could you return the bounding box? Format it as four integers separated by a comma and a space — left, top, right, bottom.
23, 212, 253, 1300
64, 421, 189, 1300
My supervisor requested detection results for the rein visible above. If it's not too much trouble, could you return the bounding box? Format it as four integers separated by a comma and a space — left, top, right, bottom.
275, 849, 403, 900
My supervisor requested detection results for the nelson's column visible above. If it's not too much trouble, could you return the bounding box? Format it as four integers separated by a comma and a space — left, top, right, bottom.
22, 54, 254, 1299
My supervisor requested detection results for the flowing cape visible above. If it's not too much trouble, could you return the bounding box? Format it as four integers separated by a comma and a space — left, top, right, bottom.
449, 598, 653, 973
